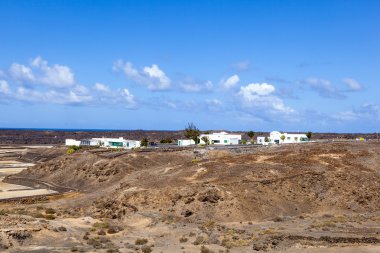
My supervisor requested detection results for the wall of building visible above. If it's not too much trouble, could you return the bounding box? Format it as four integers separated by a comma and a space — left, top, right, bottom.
178, 139, 195, 146
65, 139, 81, 146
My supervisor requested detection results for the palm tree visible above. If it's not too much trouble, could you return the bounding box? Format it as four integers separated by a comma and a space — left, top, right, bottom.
247, 131, 255, 144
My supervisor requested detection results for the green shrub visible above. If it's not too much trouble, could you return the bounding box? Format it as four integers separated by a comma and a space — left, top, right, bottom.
160, 138, 172, 143
66, 146, 81, 155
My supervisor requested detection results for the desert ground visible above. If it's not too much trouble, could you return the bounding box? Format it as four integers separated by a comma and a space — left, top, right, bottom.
0, 141, 379, 252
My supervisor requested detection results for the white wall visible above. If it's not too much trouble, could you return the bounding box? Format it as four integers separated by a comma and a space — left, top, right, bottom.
269, 131, 309, 144
199, 132, 242, 145
178, 139, 195, 146
65, 139, 81, 146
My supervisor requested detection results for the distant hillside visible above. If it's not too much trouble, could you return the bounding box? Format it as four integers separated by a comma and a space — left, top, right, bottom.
0, 129, 378, 144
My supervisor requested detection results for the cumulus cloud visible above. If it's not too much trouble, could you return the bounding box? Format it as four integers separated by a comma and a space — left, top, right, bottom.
113, 60, 171, 90
237, 83, 294, 114
221, 74, 240, 89
121, 88, 136, 108
179, 79, 213, 93
1, 57, 137, 108
333, 103, 380, 122
0, 80, 10, 94
305, 77, 345, 99
8, 56, 75, 88
9, 63, 35, 83
343, 78, 362, 91
94, 82, 110, 92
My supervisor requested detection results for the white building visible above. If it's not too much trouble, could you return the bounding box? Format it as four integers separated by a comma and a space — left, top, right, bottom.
93, 137, 141, 149
178, 132, 242, 146
200, 132, 241, 145
257, 136, 268, 145
80, 139, 101, 146
65, 137, 140, 149
257, 131, 309, 145
65, 139, 81, 147
177, 139, 196, 146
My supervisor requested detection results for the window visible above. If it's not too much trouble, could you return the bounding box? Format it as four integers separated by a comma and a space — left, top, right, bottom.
294, 137, 298, 141
287, 137, 291, 140
224, 140, 228, 143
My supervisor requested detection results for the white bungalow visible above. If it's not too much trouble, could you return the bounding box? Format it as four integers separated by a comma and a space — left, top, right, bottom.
93, 137, 140, 149
65, 137, 140, 149
199, 132, 241, 145
178, 132, 242, 146
257, 131, 309, 145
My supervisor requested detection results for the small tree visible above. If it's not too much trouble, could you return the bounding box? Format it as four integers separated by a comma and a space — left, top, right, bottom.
247, 131, 255, 143
140, 137, 149, 147
264, 136, 270, 142
201, 136, 210, 145
160, 138, 172, 144
280, 135, 286, 142
184, 122, 200, 145
306, 131, 312, 140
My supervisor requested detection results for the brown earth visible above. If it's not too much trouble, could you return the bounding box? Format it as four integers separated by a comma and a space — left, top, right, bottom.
1, 141, 380, 252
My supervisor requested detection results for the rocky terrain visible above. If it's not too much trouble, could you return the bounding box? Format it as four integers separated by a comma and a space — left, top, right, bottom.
0, 141, 380, 252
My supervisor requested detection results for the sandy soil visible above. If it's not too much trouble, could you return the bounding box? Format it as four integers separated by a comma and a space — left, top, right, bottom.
0, 142, 379, 252
0, 151, 57, 201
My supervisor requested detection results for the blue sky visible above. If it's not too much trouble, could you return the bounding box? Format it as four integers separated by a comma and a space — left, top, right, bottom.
0, 0, 379, 132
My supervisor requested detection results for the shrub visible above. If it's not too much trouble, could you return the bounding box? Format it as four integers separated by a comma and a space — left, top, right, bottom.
107, 226, 123, 234
45, 208, 56, 214
179, 236, 188, 243
93, 222, 110, 229
44, 214, 56, 220
200, 245, 215, 253
160, 138, 172, 143
135, 238, 148, 245
141, 245, 152, 253
140, 138, 149, 147
66, 146, 81, 155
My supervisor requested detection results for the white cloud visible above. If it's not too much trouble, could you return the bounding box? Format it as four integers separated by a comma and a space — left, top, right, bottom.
206, 98, 223, 111
333, 103, 380, 122
180, 80, 213, 93
31, 56, 75, 88
113, 60, 171, 90
343, 78, 362, 91
143, 64, 171, 90
221, 74, 240, 89
239, 83, 275, 96
8, 56, 75, 88
9, 63, 35, 82
94, 82, 110, 92
14, 87, 92, 105
121, 88, 136, 108
305, 77, 345, 99
0, 80, 10, 94
237, 83, 294, 114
